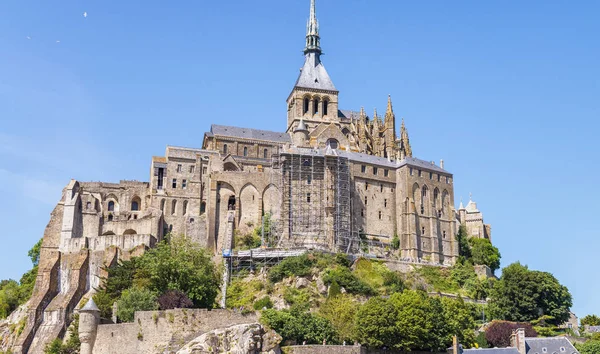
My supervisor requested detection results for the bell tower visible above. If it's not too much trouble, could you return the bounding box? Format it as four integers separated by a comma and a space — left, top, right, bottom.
287, 0, 339, 132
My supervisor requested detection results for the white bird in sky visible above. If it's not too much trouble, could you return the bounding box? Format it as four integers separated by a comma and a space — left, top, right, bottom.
83, 12, 87, 18
56, 40, 60, 43
26, 36, 31, 40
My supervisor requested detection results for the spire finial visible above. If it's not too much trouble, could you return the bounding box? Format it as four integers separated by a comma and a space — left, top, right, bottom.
304, 0, 321, 55
387, 94, 393, 111
469, 192, 472, 201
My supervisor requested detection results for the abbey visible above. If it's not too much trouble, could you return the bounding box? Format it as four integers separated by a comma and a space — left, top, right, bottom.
8, 1, 492, 353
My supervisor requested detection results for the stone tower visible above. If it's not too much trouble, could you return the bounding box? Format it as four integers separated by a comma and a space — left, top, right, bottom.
286, 0, 339, 130
78, 298, 100, 354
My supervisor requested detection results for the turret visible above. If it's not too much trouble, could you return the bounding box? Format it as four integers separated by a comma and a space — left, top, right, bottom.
79, 298, 100, 354
293, 119, 309, 147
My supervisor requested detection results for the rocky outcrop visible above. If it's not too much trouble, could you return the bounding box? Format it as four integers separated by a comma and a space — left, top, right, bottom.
176, 323, 281, 354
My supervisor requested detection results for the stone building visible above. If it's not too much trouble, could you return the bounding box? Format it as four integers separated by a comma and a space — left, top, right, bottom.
8, 1, 494, 353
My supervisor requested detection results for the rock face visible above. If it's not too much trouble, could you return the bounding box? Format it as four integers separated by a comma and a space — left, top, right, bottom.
176, 322, 281, 354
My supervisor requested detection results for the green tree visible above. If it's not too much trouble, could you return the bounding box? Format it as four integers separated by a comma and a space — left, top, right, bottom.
261, 307, 337, 345
442, 297, 477, 347
319, 294, 357, 343
391, 233, 400, 250
456, 225, 471, 259
469, 238, 501, 272
582, 315, 600, 327
354, 297, 399, 348
138, 235, 220, 308
577, 340, 600, 354
116, 287, 158, 323
488, 262, 572, 326
0, 280, 20, 318
28, 238, 43, 266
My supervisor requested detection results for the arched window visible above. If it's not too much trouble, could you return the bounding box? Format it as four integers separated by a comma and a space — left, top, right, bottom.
303, 97, 310, 114
323, 99, 329, 116
171, 200, 177, 216
313, 97, 319, 115
183, 200, 188, 215
108, 201, 115, 212
131, 201, 139, 211
263, 148, 268, 159
228, 196, 236, 210
243, 147, 248, 157
326, 139, 339, 149
108, 214, 113, 221
223, 144, 228, 154
86, 202, 91, 210
341, 128, 350, 137
160, 199, 165, 212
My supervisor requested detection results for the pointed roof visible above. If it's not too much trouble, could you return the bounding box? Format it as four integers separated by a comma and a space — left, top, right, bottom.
294, 119, 308, 132
81, 298, 100, 312
294, 53, 336, 91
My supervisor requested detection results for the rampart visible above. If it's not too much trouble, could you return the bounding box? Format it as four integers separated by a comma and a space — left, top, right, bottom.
91, 308, 258, 354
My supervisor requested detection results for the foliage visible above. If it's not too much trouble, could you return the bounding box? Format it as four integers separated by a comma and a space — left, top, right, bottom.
485, 320, 537, 348
391, 233, 400, 250
319, 294, 357, 343
327, 280, 341, 298
416, 266, 460, 293
157, 290, 193, 310
268, 254, 315, 283
442, 297, 477, 347
354, 297, 399, 349
253, 296, 273, 310
0, 239, 40, 319
382, 271, 405, 294
475, 332, 490, 348
322, 267, 374, 296
137, 235, 220, 308
582, 315, 600, 327
456, 225, 472, 259
93, 291, 115, 320
450, 260, 477, 287
116, 287, 158, 323
261, 307, 337, 345
577, 340, 600, 354
469, 238, 501, 272
235, 230, 261, 250
283, 287, 311, 309
28, 238, 43, 266
488, 262, 572, 326
226, 279, 262, 309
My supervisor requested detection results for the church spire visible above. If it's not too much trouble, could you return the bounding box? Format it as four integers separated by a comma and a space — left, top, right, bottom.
399, 117, 413, 158
304, 0, 321, 55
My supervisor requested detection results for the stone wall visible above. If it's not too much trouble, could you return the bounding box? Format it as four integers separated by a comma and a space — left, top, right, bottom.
283, 345, 365, 354
91, 309, 258, 354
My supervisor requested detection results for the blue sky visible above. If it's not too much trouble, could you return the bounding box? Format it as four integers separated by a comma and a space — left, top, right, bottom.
0, 0, 598, 317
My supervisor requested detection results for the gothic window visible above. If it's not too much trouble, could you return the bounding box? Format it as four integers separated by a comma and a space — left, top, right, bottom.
422, 188, 427, 197
243, 147, 248, 157
303, 97, 310, 114
323, 99, 329, 116
108, 201, 115, 212
183, 200, 188, 215
131, 201, 139, 211
313, 97, 319, 115
223, 144, 228, 154
160, 199, 165, 212
171, 200, 177, 216
172, 179, 177, 188
263, 148, 268, 159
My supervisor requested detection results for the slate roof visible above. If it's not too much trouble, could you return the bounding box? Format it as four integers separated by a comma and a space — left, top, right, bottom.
294, 53, 337, 91
283, 147, 450, 173
463, 348, 521, 354
338, 109, 362, 121
80, 298, 100, 312
525, 337, 579, 354
211, 125, 291, 143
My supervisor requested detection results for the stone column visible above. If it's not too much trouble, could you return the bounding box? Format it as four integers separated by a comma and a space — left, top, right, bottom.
79, 298, 100, 354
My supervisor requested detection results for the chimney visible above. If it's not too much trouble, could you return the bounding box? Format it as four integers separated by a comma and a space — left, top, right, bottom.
440, 159, 444, 169
511, 328, 526, 354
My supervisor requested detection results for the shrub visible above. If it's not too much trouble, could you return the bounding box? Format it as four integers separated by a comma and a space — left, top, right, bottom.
581, 315, 600, 327
268, 254, 315, 283
469, 238, 501, 272
261, 308, 337, 345
253, 296, 273, 310
354, 297, 398, 348
158, 290, 194, 310
319, 294, 357, 343
116, 288, 158, 323
577, 340, 600, 354
485, 320, 537, 348
322, 267, 374, 296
